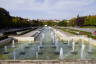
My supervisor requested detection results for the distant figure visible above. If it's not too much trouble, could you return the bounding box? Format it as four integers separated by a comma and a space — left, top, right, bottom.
93, 31, 96, 36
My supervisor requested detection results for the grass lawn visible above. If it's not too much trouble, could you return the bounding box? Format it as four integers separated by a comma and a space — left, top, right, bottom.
80, 26, 96, 28
57, 27, 96, 39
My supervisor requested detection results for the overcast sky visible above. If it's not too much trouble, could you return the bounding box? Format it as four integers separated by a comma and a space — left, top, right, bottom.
0, 0, 96, 20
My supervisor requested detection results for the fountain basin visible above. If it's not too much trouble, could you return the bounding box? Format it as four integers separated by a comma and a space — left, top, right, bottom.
54, 51, 59, 55
71, 51, 78, 55
3, 51, 9, 54
19, 52, 26, 55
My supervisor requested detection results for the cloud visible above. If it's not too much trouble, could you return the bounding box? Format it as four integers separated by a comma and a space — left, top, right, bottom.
0, 0, 96, 19
0, 0, 95, 10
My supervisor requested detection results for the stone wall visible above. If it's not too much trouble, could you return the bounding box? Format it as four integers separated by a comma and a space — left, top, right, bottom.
0, 38, 12, 46
13, 37, 34, 42
0, 60, 96, 64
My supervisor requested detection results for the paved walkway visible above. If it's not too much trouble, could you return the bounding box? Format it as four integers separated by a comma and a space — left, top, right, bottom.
64, 27, 96, 33
8, 29, 40, 42
56, 28, 74, 37
8, 29, 40, 37
20, 29, 39, 37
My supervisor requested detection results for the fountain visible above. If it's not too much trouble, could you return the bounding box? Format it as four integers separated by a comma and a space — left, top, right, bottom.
72, 41, 75, 52
38, 46, 40, 52
40, 33, 44, 48
13, 50, 16, 60
36, 52, 38, 59
88, 38, 93, 53
52, 30, 57, 48
67, 39, 70, 46
59, 48, 64, 60
12, 40, 15, 48
25, 42, 30, 47
55, 38, 59, 51
3, 46, 9, 54
52, 30, 59, 54
71, 39, 77, 54
80, 40, 86, 59
53, 30, 56, 44
51, 31, 55, 44
19, 44, 26, 55
25, 45, 30, 49
40, 40, 42, 47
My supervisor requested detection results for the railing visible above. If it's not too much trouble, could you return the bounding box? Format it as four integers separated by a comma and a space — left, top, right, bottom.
0, 60, 96, 64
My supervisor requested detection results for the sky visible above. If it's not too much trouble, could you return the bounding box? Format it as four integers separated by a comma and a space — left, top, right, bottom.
0, 0, 96, 20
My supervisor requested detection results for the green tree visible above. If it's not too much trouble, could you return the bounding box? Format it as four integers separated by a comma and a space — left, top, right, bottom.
68, 18, 77, 26
57, 20, 67, 26
84, 15, 96, 26
0, 8, 11, 28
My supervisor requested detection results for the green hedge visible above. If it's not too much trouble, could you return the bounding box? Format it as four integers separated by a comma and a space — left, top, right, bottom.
0, 35, 8, 40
